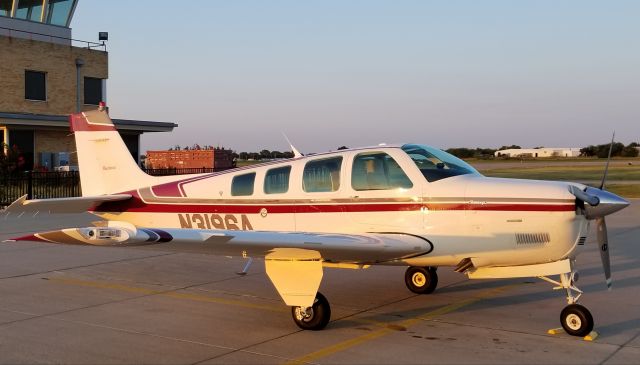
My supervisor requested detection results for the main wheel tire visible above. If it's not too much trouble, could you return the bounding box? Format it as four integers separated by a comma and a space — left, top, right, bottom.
560, 304, 594, 337
291, 292, 331, 330
405, 266, 438, 294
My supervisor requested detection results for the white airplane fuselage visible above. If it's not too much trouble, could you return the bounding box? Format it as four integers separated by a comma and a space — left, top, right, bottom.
92, 145, 588, 269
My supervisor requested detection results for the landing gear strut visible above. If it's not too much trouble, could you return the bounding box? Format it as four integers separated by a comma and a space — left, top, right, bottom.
405, 266, 438, 294
291, 292, 331, 330
540, 271, 594, 337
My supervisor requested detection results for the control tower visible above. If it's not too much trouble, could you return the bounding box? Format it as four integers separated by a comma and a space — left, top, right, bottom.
0, 0, 177, 175
0, 0, 79, 44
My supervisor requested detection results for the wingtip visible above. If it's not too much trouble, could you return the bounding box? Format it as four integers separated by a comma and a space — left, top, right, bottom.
8, 234, 45, 242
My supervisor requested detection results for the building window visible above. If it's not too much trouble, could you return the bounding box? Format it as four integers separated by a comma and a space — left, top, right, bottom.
84, 77, 103, 105
25, 70, 46, 101
303, 157, 342, 192
15, 0, 43, 21
231, 173, 256, 196
0, 0, 12, 17
264, 166, 291, 194
352, 152, 413, 191
46, 0, 74, 26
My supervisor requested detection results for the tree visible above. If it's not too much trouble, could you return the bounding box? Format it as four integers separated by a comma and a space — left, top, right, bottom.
498, 145, 521, 151
446, 148, 475, 158
337, 146, 348, 150
259, 149, 271, 159
238, 152, 248, 160
622, 143, 639, 157
581, 142, 631, 158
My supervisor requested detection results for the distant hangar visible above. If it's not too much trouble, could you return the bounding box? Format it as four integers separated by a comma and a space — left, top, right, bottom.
495, 148, 581, 158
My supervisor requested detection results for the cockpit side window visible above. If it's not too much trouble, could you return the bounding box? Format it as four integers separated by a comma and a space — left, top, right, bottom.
352, 152, 413, 191
303, 157, 343, 192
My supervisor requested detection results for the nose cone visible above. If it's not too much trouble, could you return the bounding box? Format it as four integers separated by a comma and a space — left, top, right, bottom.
584, 186, 630, 219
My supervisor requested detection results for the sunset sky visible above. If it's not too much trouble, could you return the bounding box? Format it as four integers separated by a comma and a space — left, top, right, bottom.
71, 1, 639, 153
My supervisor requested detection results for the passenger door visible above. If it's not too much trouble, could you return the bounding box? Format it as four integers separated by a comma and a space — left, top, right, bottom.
346, 151, 423, 231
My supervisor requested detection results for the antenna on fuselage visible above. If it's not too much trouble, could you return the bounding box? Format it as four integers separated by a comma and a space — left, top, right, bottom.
282, 133, 303, 158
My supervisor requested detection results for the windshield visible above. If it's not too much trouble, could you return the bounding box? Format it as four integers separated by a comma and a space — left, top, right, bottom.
401, 144, 480, 182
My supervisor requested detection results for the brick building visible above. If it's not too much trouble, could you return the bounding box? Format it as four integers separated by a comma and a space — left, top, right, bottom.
0, 0, 177, 171
146, 148, 235, 170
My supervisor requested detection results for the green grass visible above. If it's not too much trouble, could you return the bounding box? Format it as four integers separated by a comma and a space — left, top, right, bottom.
603, 184, 640, 198
235, 160, 263, 167
480, 165, 640, 181
465, 157, 640, 163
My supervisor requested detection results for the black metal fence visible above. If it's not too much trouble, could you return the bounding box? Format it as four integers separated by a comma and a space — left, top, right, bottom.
0, 168, 230, 207
0, 171, 81, 207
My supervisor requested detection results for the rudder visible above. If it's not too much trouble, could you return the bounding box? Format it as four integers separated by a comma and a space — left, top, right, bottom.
71, 107, 156, 196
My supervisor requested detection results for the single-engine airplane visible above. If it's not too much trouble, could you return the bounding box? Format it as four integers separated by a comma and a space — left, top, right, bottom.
2, 104, 630, 336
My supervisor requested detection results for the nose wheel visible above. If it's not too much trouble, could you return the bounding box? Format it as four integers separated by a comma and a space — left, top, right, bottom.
405, 266, 438, 294
291, 292, 331, 330
560, 304, 594, 337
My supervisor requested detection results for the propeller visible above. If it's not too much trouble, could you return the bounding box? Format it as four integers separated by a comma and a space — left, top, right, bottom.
568, 132, 627, 290
597, 133, 615, 289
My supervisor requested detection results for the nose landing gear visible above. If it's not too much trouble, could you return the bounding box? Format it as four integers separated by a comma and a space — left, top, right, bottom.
540, 271, 594, 337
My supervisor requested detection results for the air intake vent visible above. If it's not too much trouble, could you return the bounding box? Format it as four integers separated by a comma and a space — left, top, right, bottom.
578, 236, 587, 245
516, 233, 550, 245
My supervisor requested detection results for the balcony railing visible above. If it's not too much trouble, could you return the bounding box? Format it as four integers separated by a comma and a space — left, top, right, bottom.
0, 25, 106, 51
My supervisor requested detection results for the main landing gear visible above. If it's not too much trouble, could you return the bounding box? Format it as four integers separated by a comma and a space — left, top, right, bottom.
291, 292, 331, 330
541, 271, 594, 337
405, 266, 438, 294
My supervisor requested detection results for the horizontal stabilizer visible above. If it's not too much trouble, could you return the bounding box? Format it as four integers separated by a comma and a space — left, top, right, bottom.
1, 194, 132, 215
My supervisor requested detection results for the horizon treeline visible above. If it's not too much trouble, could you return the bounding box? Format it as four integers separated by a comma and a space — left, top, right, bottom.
150, 142, 639, 160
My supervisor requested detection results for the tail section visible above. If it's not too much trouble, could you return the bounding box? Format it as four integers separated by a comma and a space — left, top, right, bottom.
71, 107, 156, 196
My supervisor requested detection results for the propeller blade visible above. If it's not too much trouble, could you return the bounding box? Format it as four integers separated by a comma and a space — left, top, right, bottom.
599, 131, 615, 190
596, 217, 612, 290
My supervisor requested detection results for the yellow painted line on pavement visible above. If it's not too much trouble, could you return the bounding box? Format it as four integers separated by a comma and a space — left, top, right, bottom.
47, 277, 286, 312
285, 283, 523, 365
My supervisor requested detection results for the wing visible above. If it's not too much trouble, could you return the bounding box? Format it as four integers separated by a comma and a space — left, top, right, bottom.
1, 194, 132, 215
6, 221, 432, 307
7, 221, 433, 264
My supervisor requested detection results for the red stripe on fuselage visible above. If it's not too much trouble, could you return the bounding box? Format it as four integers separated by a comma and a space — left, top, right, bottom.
93, 196, 574, 214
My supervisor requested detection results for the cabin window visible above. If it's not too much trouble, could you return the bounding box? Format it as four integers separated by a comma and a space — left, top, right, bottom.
264, 166, 291, 194
231, 173, 256, 196
352, 152, 413, 191
303, 157, 342, 192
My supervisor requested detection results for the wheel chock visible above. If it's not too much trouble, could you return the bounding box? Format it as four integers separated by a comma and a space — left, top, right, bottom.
547, 328, 599, 341
583, 331, 599, 341
547, 327, 563, 335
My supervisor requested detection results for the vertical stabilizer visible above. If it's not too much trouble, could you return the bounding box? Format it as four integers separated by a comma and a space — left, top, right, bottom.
71, 108, 156, 196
